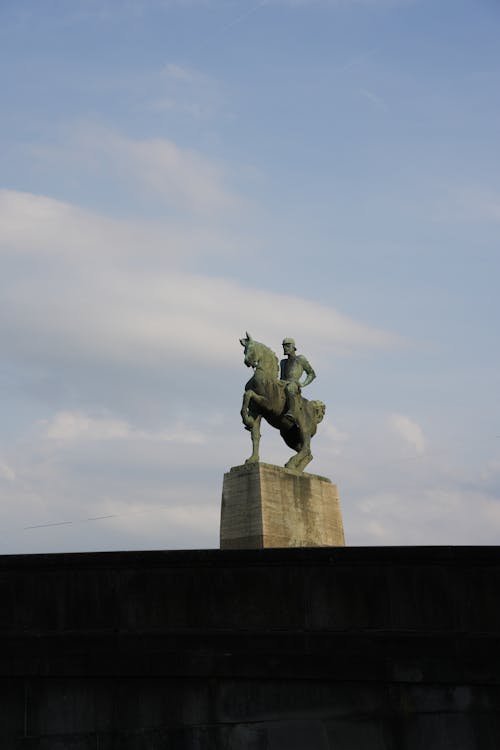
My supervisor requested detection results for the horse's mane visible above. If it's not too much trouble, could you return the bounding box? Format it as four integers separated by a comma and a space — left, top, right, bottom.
253, 340, 279, 377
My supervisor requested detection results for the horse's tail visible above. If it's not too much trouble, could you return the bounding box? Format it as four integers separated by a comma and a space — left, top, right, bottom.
310, 400, 326, 424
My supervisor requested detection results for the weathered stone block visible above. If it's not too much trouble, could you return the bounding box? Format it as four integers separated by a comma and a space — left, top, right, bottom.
220, 462, 345, 549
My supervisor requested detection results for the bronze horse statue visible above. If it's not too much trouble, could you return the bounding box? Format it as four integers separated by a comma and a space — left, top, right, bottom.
240, 333, 325, 473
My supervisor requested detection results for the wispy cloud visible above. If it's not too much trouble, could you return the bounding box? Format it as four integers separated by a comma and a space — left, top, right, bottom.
32, 125, 242, 216
43, 410, 205, 444
162, 63, 199, 82
150, 61, 223, 120
356, 88, 387, 110
0, 189, 400, 379
389, 413, 425, 455
0, 188, 236, 263
111, 133, 240, 213
447, 186, 500, 224
0, 462, 16, 482
352, 486, 500, 545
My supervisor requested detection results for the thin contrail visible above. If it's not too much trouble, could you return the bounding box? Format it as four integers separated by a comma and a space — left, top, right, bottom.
196, 0, 269, 51
217, 0, 269, 35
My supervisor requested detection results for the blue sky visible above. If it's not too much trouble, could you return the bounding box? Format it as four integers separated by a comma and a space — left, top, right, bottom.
0, 0, 499, 552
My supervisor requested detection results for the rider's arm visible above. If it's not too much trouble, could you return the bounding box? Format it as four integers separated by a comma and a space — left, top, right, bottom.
298, 356, 316, 388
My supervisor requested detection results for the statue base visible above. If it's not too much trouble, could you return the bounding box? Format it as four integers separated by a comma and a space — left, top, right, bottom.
220, 462, 345, 549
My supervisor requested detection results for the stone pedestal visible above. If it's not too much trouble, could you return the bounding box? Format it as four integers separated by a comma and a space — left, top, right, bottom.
220, 462, 345, 549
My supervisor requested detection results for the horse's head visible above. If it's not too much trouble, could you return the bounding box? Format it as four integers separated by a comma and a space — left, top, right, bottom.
240, 332, 258, 368
239, 333, 278, 377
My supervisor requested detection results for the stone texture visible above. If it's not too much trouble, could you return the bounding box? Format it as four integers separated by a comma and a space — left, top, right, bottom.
220, 462, 345, 549
3, 548, 500, 747
2, 548, 500, 748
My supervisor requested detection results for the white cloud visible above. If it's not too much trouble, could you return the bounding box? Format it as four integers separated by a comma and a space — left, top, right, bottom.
319, 414, 500, 547
0, 190, 399, 378
111, 133, 239, 214
481, 456, 500, 483
44, 411, 134, 441
103, 500, 219, 538
33, 125, 240, 215
389, 413, 425, 455
448, 186, 500, 224
357, 88, 387, 110
150, 67, 222, 119
0, 461, 16, 482
349, 486, 500, 546
0, 411, 231, 553
321, 421, 349, 456
43, 410, 205, 444
0, 188, 216, 262
162, 63, 199, 82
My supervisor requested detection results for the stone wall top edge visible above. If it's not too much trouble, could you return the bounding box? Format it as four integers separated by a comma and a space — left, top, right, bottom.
1, 545, 500, 571
225, 462, 333, 483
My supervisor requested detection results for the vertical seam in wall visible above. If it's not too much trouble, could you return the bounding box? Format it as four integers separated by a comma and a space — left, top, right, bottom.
258, 465, 264, 547
23, 678, 29, 737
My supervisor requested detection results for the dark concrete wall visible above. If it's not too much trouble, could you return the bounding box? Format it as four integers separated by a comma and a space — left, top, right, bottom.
2, 546, 500, 749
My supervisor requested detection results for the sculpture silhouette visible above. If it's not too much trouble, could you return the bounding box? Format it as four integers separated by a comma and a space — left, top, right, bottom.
240, 333, 325, 473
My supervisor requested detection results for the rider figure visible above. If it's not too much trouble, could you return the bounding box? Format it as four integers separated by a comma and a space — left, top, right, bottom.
280, 338, 316, 425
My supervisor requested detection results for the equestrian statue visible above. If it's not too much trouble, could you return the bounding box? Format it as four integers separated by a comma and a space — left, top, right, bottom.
240, 333, 326, 473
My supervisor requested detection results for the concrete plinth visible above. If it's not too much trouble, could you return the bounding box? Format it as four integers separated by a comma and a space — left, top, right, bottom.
220, 462, 345, 549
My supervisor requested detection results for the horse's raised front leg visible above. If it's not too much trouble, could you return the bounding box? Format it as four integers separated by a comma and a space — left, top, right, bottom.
241, 389, 272, 430
245, 414, 262, 464
241, 390, 255, 429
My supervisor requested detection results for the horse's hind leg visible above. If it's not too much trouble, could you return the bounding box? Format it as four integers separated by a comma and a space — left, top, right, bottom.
245, 414, 262, 465
292, 448, 313, 473
285, 428, 312, 473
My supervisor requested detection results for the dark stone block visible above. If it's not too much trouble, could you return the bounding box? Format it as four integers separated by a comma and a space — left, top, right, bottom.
215, 679, 390, 724
2, 547, 500, 748
305, 563, 392, 631
112, 678, 212, 729
265, 719, 329, 749
325, 718, 392, 750
387, 565, 456, 631
396, 713, 478, 750
26, 678, 114, 736
0, 679, 25, 739
17, 734, 98, 750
